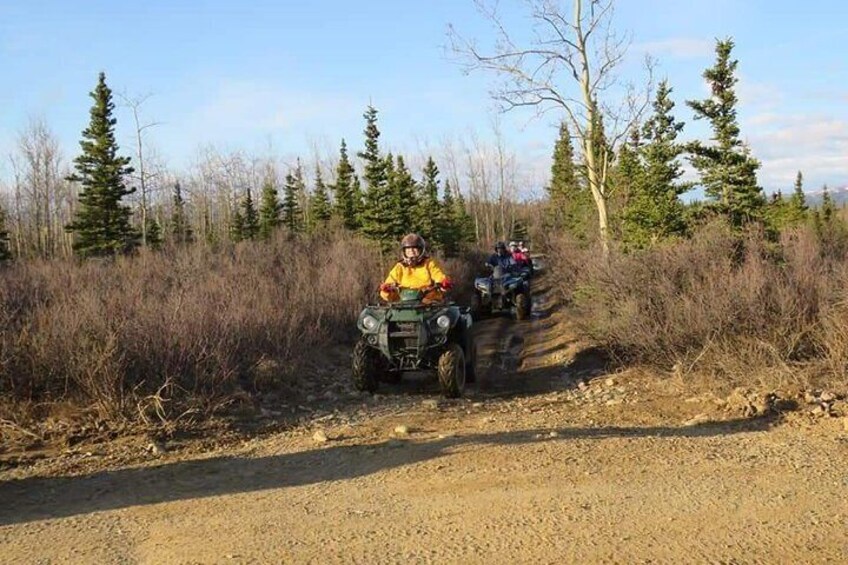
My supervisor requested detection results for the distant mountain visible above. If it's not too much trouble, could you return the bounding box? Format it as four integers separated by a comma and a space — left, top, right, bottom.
804, 185, 848, 207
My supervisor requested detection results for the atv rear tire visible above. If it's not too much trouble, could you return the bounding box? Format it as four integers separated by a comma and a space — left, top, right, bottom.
438, 343, 466, 398
352, 339, 380, 393
515, 291, 531, 320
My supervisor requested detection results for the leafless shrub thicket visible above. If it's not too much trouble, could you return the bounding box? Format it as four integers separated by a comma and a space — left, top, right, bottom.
547, 221, 848, 391
0, 231, 384, 423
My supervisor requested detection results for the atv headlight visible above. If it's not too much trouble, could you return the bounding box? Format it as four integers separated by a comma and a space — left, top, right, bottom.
362, 315, 379, 331
436, 315, 451, 330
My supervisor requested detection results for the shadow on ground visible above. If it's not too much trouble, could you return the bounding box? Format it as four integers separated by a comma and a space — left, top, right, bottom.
0, 414, 779, 526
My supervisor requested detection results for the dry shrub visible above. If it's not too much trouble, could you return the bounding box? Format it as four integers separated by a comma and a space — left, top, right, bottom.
0, 231, 384, 423
441, 248, 488, 306
548, 221, 848, 391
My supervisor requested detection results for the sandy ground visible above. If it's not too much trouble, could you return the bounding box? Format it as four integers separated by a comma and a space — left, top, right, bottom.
1, 281, 847, 564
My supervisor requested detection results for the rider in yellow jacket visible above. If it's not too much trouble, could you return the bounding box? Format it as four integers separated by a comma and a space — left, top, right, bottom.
380, 233, 453, 302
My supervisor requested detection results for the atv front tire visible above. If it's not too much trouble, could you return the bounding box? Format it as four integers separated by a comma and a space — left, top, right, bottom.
352, 339, 381, 393
438, 343, 466, 398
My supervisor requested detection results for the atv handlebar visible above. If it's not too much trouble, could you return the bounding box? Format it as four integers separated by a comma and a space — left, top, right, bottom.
380, 282, 447, 294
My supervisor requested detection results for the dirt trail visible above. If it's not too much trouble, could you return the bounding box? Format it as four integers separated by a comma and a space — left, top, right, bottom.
1, 280, 847, 564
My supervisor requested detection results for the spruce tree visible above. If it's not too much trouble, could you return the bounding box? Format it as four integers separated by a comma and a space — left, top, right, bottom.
766, 190, 789, 229
240, 188, 259, 240
687, 39, 765, 228
66, 72, 138, 256
383, 153, 399, 236
230, 201, 246, 243
351, 176, 364, 229
282, 169, 303, 233
145, 217, 163, 250
332, 139, 358, 230
547, 122, 593, 240
440, 180, 460, 257
358, 105, 395, 246
0, 203, 11, 262
310, 164, 333, 228
785, 170, 809, 225
416, 157, 443, 248
293, 159, 309, 232
391, 154, 417, 239
821, 185, 835, 224
621, 80, 689, 248
453, 185, 476, 246
170, 181, 193, 245
258, 178, 282, 239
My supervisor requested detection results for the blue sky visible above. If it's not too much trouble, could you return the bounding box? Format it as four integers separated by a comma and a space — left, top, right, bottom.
1, 0, 846, 195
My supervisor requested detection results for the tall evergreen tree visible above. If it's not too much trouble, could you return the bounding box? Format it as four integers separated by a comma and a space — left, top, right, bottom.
351, 175, 364, 229
170, 181, 193, 244
293, 159, 309, 231
547, 122, 593, 240
766, 190, 788, 228
240, 188, 259, 240
687, 39, 764, 228
620, 80, 689, 248
612, 127, 644, 208
821, 185, 836, 224
452, 184, 476, 246
332, 139, 358, 230
258, 178, 282, 239
0, 203, 11, 262
391, 154, 417, 239
282, 169, 304, 233
440, 180, 461, 257
65, 72, 138, 256
358, 105, 395, 246
145, 217, 163, 250
416, 157, 443, 248
786, 170, 809, 225
310, 164, 333, 229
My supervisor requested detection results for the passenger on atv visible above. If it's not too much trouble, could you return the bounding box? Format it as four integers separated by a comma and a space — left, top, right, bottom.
509, 241, 534, 276
379, 233, 454, 304
487, 241, 520, 272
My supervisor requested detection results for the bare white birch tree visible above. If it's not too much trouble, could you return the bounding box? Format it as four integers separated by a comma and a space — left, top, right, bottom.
449, 0, 653, 253
120, 93, 162, 247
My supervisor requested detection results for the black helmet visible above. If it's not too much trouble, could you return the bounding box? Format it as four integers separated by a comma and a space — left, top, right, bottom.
495, 241, 508, 255
400, 233, 427, 266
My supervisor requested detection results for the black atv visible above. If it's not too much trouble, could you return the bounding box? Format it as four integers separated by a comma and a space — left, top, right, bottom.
352, 284, 476, 398
471, 265, 532, 320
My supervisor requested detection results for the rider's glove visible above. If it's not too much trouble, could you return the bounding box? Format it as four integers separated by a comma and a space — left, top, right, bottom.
439, 279, 454, 291
379, 282, 397, 293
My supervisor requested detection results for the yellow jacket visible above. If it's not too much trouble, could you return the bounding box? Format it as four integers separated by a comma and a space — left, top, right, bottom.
381, 257, 448, 302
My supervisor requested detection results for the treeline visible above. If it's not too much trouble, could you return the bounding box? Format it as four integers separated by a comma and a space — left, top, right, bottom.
0, 74, 539, 263
542, 37, 848, 393
544, 38, 844, 250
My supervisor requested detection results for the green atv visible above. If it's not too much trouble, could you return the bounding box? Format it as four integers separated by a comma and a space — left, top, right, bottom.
352, 284, 476, 398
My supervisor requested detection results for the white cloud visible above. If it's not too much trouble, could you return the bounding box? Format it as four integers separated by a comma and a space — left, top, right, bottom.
744, 114, 848, 190
633, 38, 714, 60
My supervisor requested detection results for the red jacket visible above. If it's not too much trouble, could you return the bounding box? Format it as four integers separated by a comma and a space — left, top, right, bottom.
512, 250, 530, 267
